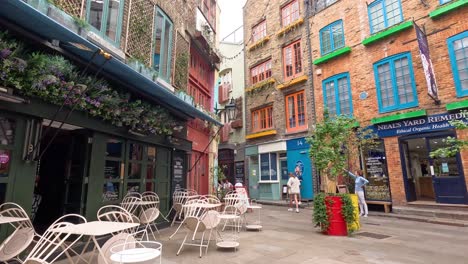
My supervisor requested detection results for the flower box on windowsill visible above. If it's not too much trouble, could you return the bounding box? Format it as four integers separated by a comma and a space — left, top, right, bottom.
246, 129, 277, 140
276, 75, 308, 90
313, 46, 351, 65
362, 20, 414, 46
276, 18, 304, 37
248, 36, 270, 51
245, 78, 276, 93
429, 0, 468, 19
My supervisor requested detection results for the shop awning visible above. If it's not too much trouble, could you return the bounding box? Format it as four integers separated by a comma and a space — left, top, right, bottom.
0, 0, 222, 126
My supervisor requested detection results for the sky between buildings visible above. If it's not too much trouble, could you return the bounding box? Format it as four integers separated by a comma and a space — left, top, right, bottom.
219, 0, 247, 43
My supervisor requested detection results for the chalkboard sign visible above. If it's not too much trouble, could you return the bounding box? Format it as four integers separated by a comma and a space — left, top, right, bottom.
364, 141, 391, 201
235, 162, 244, 183
172, 152, 186, 193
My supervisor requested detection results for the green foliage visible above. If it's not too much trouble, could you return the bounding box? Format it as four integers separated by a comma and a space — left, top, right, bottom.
174, 52, 189, 90
307, 112, 378, 192
313, 193, 329, 231
131, 1, 152, 64
73, 16, 90, 29
0, 31, 176, 136
430, 110, 468, 158
313, 193, 357, 234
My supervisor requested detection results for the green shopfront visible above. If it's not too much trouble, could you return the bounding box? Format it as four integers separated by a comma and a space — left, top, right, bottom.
0, 1, 220, 234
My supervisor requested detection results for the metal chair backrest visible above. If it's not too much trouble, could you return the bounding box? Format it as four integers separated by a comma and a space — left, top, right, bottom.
124, 192, 142, 199
23, 222, 82, 264
224, 193, 239, 207
97, 205, 135, 223
121, 196, 142, 215
173, 191, 189, 205
185, 189, 198, 196
51, 214, 87, 226
183, 199, 207, 219
141, 194, 160, 209
201, 210, 220, 230
0, 202, 33, 229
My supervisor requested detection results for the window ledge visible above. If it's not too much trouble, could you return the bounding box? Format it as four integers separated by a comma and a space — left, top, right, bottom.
446, 100, 468, 111
362, 20, 414, 46
276, 75, 308, 90
246, 129, 277, 139
371, 109, 427, 124
87, 32, 125, 60
285, 128, 309, 135
313, 46, 351, 65
248, 36, 270, 51
276, 18, 304, 37
429, 0, 468, 19
246, 78, 276, 93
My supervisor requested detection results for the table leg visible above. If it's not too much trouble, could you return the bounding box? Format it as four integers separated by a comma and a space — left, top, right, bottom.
93, 236, 110, 264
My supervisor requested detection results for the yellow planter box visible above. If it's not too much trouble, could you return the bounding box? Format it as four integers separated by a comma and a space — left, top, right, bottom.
246, 129, 277, 139
245, 78, 276, 93
248, 36, 270, 51
276, 75, 308, 90
276, 18, 304, 37
347, 194, 360, 232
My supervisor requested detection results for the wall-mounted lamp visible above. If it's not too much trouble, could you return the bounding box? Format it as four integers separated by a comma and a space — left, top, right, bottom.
214, 97, 237, 122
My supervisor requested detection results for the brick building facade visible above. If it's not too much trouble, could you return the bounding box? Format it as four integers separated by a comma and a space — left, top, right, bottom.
309, 0, 468, 205
243, 0, 316, 201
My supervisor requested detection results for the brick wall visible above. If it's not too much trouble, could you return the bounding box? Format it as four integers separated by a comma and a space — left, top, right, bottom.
310, 0, 468, 204
243, 0, 313, 145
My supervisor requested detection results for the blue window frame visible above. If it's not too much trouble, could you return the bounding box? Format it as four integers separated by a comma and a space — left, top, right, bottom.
319, 20, 345, 55
373, 53, 418, 113
440, 0, 452, 4
447, 31, 468, 97
153, 8, 173, 82
368, 0, 403, 34
323, 72, 353, 116
86, 0, 124, 45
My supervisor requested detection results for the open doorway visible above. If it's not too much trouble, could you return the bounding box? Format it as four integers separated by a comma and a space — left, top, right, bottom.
33, 121, 88, 233
400, 133, 467, 204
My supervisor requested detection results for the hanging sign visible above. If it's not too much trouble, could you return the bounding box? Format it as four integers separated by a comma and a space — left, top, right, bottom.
414, 22, 439, 102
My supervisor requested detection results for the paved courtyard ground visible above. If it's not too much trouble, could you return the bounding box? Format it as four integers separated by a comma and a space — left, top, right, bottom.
58, 205, 468, 264
158, 205, 467, 264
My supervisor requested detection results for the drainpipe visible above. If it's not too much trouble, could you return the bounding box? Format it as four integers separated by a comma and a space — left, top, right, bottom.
304, 0, 320, 195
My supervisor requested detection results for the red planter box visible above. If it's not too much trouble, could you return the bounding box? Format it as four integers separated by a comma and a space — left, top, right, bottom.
325, 196, 348, 236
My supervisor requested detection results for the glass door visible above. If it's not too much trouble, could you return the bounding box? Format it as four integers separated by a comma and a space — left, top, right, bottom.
428, 136, 467, 204
400, 140, 417, 202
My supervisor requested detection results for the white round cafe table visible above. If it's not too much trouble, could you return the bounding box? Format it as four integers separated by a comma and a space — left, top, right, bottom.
110, 248, 161, 263
216, 214, 240, 250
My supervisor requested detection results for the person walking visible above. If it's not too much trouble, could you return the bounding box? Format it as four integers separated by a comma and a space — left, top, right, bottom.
344, 169, 369, 217
287, 172, 301, 213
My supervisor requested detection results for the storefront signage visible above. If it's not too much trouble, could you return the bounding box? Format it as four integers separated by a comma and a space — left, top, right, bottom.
235, 161, 244, 183
364, 141, 391, 201
373, 112, 466, 137
172, 154, 186, 192
286, 137, 310, 150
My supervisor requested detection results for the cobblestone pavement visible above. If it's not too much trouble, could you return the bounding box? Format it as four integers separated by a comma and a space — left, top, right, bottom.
59, 205, 468, 264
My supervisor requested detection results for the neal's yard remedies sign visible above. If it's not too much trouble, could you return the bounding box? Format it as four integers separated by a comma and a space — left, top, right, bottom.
374, 112, 467, 137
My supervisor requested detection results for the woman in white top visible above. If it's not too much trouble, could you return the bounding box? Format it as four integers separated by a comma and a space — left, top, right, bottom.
287, 172, 301, 213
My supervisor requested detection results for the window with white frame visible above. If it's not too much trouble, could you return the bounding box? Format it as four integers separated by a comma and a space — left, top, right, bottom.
259, 153, 278, 181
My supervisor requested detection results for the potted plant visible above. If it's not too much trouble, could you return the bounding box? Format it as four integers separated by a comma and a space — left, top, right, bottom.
307, 112, 378, 236
73, 16, 90, 38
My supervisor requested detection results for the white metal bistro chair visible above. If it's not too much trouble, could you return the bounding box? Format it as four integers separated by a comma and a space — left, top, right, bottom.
50, 214, 88, 263
0, 203, 36, 263
167, 191, 189, 227
222, 205, 242, 233
97, 205, 137, 235
120, 196, 142, 223
138, 195, 161, 241
176, 200, 214, 258
23, 221, 83, 264
123, 192, 142, 199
